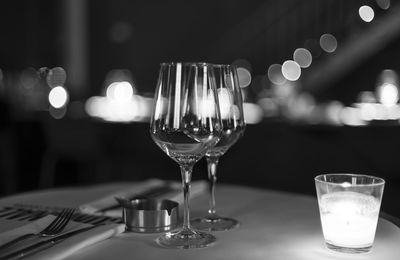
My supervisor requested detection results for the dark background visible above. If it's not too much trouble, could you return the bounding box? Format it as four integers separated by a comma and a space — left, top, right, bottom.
0, 0, 399, 217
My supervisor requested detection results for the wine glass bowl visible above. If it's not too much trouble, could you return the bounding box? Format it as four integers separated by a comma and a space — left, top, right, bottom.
192, 64, 246, 231
150, 62, 222, 248
206, 65, 245, 156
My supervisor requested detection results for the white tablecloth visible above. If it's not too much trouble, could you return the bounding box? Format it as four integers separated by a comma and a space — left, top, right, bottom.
0, 183, 399, 260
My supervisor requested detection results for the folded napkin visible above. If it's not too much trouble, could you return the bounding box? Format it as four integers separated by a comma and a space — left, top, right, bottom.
0, 215, 125, 260
79, 179, 208, 217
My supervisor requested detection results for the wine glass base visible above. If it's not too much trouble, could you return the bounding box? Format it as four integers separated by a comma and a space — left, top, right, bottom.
156, 229, 216, 249
191, 216, 239, 231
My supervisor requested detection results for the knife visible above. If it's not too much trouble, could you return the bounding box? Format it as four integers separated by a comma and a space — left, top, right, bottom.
1, 225, 98, 260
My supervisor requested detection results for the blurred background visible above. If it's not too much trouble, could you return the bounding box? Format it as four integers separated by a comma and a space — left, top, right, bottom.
1, 0, 400, 216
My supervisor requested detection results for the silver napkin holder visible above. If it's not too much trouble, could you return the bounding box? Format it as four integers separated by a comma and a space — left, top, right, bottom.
116, 197, 179, 233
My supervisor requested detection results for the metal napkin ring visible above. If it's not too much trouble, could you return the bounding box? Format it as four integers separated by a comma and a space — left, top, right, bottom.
116, 197, 179, 233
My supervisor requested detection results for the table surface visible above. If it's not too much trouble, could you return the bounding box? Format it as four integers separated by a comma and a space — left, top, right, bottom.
0, 183, 399, 260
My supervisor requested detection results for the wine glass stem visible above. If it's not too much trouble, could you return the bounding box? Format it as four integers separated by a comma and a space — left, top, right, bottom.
206, 156, 220, 217
180, 165, 193, 231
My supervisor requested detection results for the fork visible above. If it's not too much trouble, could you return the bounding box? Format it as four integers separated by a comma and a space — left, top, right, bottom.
0, 208, 75, 252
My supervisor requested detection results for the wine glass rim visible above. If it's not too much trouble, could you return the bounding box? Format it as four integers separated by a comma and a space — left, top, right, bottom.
160, 61, 213, 67
314, 173, 385, 186
211, 64, 236, 68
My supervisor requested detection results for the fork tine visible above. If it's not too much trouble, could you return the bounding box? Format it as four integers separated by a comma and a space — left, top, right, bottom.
0, 208, 77, 251
46, 208, 75, 235
41, 209, 70, 235
40, 208, 69, 234
54, 209, 75, 232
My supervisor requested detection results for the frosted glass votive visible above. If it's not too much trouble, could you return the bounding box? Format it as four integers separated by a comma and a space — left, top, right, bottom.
315, 174, 385, 253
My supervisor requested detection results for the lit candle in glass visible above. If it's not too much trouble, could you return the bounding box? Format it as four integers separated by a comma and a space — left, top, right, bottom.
315, 174, 385, 254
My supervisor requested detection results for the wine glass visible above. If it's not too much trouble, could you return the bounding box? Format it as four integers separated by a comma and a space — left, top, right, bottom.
150, 62, 222, 249
192, 64, 245, 231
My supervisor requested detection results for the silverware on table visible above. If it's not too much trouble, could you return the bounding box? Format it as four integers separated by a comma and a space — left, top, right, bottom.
0, 205, 122, 225
0, 208, 75, 253
0, 183, 178, 226
1, 225, 97, 260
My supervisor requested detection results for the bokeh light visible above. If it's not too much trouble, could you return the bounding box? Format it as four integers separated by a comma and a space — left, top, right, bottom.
236, 67, 252, 88
282, 60, 301, 81
104, 69, 135, 90
232, 59, 252, 72
376, 0, 390, 10
293, 48, 312, 68
49, 86, 68, 108
320, 34, 337, 53
106, 81, 133, 100
49, 106, 67, 119
85, 96, 103, 118
286, 93, 315, 121
340, 107, 365, 126
359, 5, 375, 23
377, 69, 399, 86
267, 64, 286, 85
326, 101, 344, 125
46, 67, 67, 88
85, 92, 152, 123
243, 102, 263, 124
114, 81, 134, 100
272, 81, 297, 99
376, 83, 399, 106
106, 82, 118, 99
360, 103, 378, 121
257, 97, 279, 117
21, 68, 39, 90
357, 91, 376, 103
